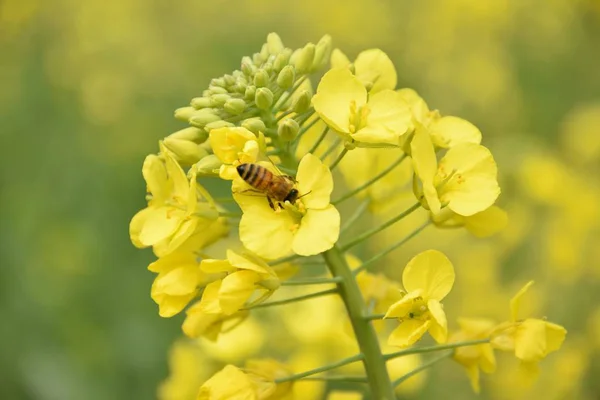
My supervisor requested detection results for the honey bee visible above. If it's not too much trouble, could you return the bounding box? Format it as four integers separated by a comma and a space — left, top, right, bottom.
236, 163, 299, 210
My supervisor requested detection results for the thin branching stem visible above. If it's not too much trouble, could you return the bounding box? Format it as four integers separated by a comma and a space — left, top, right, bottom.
329, 147, 349, 170
274, 353, 364, 383
305, 126, 329, 155
383, 338, 491, 361
393, 352, 452, 388
340, 199, 371, 235
243, 288, 337, 310
281, 277, 342, 286
320, 137, 342, 160
299, 375, 368, 383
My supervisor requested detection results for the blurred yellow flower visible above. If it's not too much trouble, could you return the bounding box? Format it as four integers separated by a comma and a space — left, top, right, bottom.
197, 364, 275, 400
357, 271, 404, 331
330, 48, 397, 93
210, 127, 260, 180
431, 205, 508, 237
385, 250, 455, 347
244, 359, 294, 399
158, 340, 210, 400
236, 154, 340, 259
312, 68, 412, 147
182, 301, 248, 341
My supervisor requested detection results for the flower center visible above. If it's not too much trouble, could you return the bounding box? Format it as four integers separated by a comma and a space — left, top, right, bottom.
403, 297, 430, 322
348, 100, 370, 133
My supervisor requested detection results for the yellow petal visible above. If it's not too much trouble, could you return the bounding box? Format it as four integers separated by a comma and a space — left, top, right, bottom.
510, 280, 535, 322
464, 364, 481, 394
201, 259, 235, 274
197, 365, 256, 400
352, 90, 411, 146
544, 321, 567, 354
397, 88, 430, 125
437, 143, 500, 217
384, 290, 423, 319
159, 217, 198, 256
218, 270, 260, 315
142, 154, 169, 203
239, 204, 296, 259
330, 48, 351, 69
296, 153, 334, 209
160, 141, 189, 201
313, 68, 367, 134
130, 207, 153, 248
388, 319, 431, 348
153, 291, 197, 318
402, 250, 455, 301
182, 302, 224, 339
427, 299, 448, 343
479, 344, 496, 374
411, 125, 441, 214
138, 206, 182, 246
514, 319, 547, 362
464, 206, 508, 237
153, 265, 200, 296
209, 127, 257, 164
199, 281, 223, 314
148, 252, 197, 273
292, 206, 340, 256
354, 49, 397, 93
429, 116, 482, 148
227, 249, 272, 275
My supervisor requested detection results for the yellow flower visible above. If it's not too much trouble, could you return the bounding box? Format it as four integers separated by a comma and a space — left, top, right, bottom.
312, 68, 412, 147
235, 153, 340, 259
130, 142, 221, 256
357, 271, 405, 331
210, 127, 260, 180
330, 48, 397, 93
158, 340, 209, 400
431, 205, 508, 237
450, 318, 497, 393
411, 126, 500, 216
385, 250, 455, 347
244, 359, 294, 399
198, 249, 280, 315
492, 281, 567, 374
182, 301, 248, 341
197, 364, 274, 400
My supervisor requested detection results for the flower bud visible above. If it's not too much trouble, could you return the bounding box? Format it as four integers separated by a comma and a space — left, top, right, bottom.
273, 48, 292, 72
277, 65, 295, 89
245, 85, 256, 100
266, 32, 284, 55
163, 137, 209, 165
253, 69, 270, 88
224, 98, 246, 115
262, 62, 273, 74
174, 107, 196, 121
211, 78, 226, 87
293, 43, 315, 74
278, 118, 300, 142
191, 97, 212, 109
193, 154, 222, 177
208, 86, 228, 95
204, 120, 235, 131
241, 56, 255, 76
210, 93, 230, 107
292, 89, 312, 114
260, 43, 270, 62
242, 118, 266, 134
223, 74, 236, 87
344, 140, 357, 150
255, 87, 274, 110
189, 110, 221, 127
312, 34, 333, 72
253, 52, 265, 66
168, 127, 208, 143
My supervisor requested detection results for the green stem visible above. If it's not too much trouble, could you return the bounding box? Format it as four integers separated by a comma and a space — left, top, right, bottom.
274, 353, 364, 384
320, 137, 342, 160
244, 288, 337, 310
363, 313, 386, 321
275, 109, 294, 122
340, 199, 370, 235
218, 212, 242, 218
341, 202, 421, 251
323, 246, 396, 400
281, 277, 342, 286
383, 338, 491, 361
329, 147, 349, 170
353, 220, 431, 275
333, 153, 408, 205
299, 375, 368, 383
305, 126, 329, 155
393, 351, 452, 388
273, 75, 307, 110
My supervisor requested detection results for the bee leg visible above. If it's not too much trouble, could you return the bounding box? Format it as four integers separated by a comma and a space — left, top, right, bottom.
267, 196, 276, 211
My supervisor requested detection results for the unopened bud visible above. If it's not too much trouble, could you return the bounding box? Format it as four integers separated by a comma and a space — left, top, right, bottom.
242, 118, 266, 134
278, 118, 300, 142
191, 97, 212, 109
266, 33, 284, 54
241, 56, 255, 76
204, 120, 235, 131
224, 98, 246, 115
255, 88, 274, 110
189, 111, 221, 128
193, 154, 222, 177
273, 48, 292, 72
253, 52, 265, 66
260, 43, 269, 61
245, 85, 256, 100
174, 106, 197, 121
211, 78, 226, 88
168, 127, 208, 143
163, 137, 209, 165
292, 90, 312, 114
208, 86, 228, 95
210, 93, 230, 107
344, 140, 357, 150
312, 34, 333, 72
294, 43, 315, 74
253, 69, 270, 88
223, 74, 236, 87
277, 65, 295, 89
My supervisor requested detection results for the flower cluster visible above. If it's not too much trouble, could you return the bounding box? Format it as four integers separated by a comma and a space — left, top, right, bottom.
129, 33, 566, 399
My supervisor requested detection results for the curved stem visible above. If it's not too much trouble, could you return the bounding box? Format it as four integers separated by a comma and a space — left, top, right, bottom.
323, 245, 396, 400
383, 338, 491, 361
274, 353, 364, 384
281, 277, 342, 286
243, 288, 337, 310
329, 147, 349, 170
305, 126, 329, 155
393, 351, 452, 388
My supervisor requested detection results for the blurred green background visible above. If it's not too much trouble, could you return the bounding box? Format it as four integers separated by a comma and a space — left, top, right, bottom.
2, 0, 600, 399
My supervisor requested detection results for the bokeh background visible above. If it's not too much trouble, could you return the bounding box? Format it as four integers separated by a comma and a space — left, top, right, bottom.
2, 0, 600, 399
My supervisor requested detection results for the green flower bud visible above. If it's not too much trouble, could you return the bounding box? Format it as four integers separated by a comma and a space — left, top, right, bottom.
208, 86, 228, 95
242, 117, 266, 134
253, 52, 265, 66
253, 69, 270, 88
210, 93, 230, 107
163, 137, 209, 165
260, 43, 270, 62
174, 106, 196, 121
262, 62, 273, 74
245, 85, 256, 100
224, 98, 246, 115
223, 74, 236, 87
255, 87, 274, 110
189, 111, 221, 127
193, 154, 222, 177
241, 56, 255, 76
292, 89, 312, 114
293, 43, 315, 74
168, 127, 208, 143
277, 65, 295, 89
191, 97, 212, 109
278, 118, 300, 142
204, 120, 235, 131
266, 32, 284, 55
273, 48, 292, 72
312, 34, 333, 72
211, 78, 226, 87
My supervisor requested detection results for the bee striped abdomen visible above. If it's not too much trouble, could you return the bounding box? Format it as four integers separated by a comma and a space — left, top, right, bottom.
238, 163, 272, 190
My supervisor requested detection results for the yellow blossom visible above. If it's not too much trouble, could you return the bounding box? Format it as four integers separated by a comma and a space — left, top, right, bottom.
312, 68, 412, 147
411, 126, 500, 216
330, 48, 397, 93
385, 250, 455, 347
158, 340, 209, 400
182, 301, 248, 341
357, 271, 404, 331
197, 364, 275, 400
235, 154, 340, 259
450, 318, 497, 393
129, 142, 221, 256
431, 205, 508, 237
244, 359, 294, 399
198, 249, 280, 315
210, 127, 260, 180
